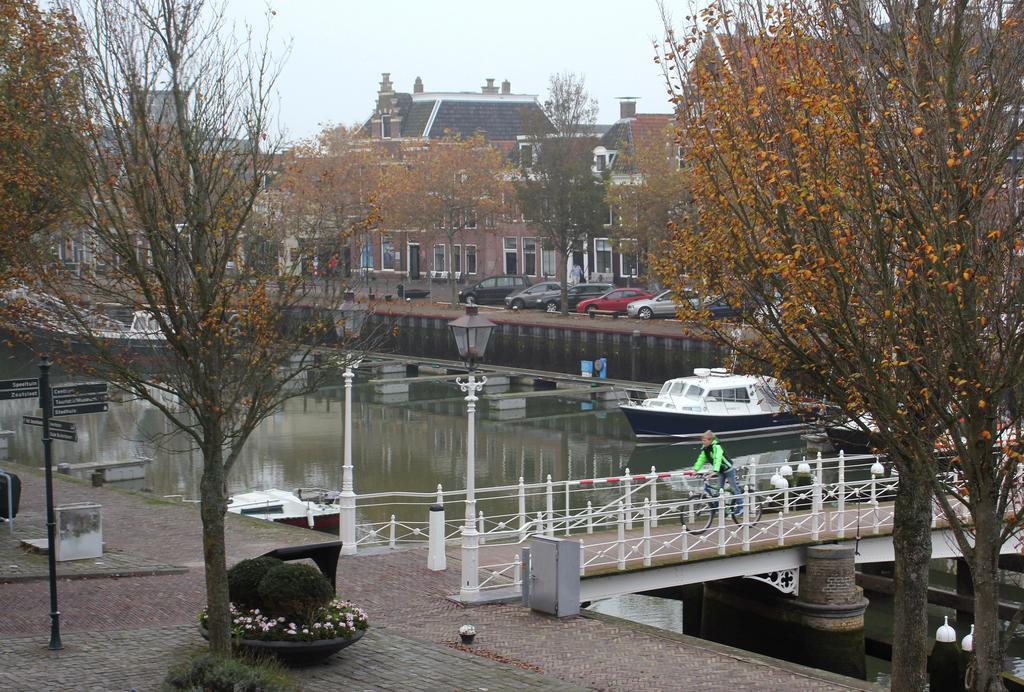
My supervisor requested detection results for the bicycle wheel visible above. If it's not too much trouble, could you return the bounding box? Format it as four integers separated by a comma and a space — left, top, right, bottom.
730, 486, 763, 525
682, 495, 715, 534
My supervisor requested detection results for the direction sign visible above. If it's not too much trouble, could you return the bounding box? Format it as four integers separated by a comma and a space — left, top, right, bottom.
52, 394, 108, 407
52, 402, 109, 417
48, 429, 78, 443
22, 416, 76, 433
51, 382, 108, 397
0, 377, 39, 401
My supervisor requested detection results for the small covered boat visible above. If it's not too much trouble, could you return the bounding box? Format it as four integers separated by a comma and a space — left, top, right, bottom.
619, 368, 807, 442
227, 488, 340, 532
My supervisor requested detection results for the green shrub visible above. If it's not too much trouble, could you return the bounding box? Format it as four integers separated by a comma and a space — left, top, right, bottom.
228, 556, 283, 609
162, 651, 296, 691
258, 563, 334, 622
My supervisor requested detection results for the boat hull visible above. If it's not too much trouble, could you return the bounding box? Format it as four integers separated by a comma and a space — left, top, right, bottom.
277, 513, 340, 533
619, 404, 805, 442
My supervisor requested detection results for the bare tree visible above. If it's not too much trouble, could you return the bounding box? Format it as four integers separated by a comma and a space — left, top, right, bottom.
33, 0, 378, 657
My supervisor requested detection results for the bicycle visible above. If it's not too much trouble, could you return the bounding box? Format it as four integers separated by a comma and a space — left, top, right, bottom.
679, 471, 763, 534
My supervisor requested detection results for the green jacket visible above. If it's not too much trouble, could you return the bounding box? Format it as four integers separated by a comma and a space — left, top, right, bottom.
693, 439, 731, 473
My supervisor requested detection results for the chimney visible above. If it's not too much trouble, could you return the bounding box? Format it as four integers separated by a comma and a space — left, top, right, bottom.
618, 97, 637, 119
501, 79, 511, 95
482, 78, 498, 94
413, 76, 424, 94
379, 72, 393, 93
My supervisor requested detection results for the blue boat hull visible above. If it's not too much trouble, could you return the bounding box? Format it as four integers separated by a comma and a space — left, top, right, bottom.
619, 404, 806, 441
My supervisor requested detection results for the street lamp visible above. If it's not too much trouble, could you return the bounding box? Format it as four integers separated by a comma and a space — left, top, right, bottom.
336, 291, 368, 556
448, 304, 495, 600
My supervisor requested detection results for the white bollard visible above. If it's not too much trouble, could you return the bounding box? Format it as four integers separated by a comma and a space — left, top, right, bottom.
545, 475, 554, 537
517, 477, 526, 532
478, 511, 486, 545
427, 503, 447, 571
617, 501, 626, 570
650, 466, 659, 528
389, 514, 397, 548
837, 450, 846, 539
624, 468, 634, 531
586, 500, 594, 534
642, 498, 652, 567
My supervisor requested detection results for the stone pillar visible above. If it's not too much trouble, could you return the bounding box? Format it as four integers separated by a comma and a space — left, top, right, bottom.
791, 544, 868, 679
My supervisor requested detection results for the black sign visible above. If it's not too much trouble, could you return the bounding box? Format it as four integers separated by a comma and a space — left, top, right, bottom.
52, 394, 108, 407
51, 382, 108, 397
52, 402, 109, 417
48, 429, 78, 443
0, 377, 39, 401
22, 416, 76, 433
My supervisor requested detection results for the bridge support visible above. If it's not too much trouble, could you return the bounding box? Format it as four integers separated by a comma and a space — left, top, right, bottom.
702, 544, 868, 680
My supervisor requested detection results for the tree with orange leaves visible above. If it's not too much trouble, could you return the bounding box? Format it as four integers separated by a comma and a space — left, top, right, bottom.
0, 0, 81, 288
273, 125, 390, 282
383, 133, 511, 305
659, 1, 1024, 688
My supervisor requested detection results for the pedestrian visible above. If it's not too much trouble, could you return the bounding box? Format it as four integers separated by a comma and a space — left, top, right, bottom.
570, 263, 583, 286
692, 430, 743, 514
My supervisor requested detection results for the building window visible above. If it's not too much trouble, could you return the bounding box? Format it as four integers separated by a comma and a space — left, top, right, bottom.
453, 244, 462, 275
594, 238, 612, 274
466, 245, 477, 275
503, 237, 518, 274
433, 244, 446, 272
595, 154, 606, 172
541, 247, 556, 277
620, 250, 638, 277
381, 115, 391, 139
519, 143, 533, 167
523, 238, 537, 276
381, 235, 395, 271
606, 206, 614, 227
464, 211, 477, 229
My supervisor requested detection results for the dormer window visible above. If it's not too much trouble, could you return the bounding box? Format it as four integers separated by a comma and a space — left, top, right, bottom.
381, 115, 391, 139
595, 154, 606, 171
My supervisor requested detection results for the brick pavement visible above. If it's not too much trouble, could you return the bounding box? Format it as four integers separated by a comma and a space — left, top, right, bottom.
0, 468, 881, 690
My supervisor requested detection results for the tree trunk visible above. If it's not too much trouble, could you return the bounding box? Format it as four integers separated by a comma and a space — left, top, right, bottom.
448, 238, 458, 306
890, 469, 934, 691
968, 505, 1004, 692
199, 444, 231, 656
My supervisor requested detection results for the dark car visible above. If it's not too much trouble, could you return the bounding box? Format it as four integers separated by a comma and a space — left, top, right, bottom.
503, 281, 563, 310
541, 283, 614, 312
703, 296, 744, 320
458, 275, 532, 305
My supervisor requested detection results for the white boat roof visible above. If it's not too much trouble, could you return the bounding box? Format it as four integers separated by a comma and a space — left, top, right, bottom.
663, 371, 766, 389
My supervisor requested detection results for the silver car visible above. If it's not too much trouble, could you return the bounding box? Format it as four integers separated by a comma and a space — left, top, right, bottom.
626, 289, 696, 320
503, 281, 563, 310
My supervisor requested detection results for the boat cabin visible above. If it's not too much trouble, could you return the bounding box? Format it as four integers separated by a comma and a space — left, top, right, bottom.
644, 368, 782, 415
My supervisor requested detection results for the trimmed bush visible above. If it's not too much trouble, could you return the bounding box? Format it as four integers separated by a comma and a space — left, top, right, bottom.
227, 556, 283, 609
162, 651, 296, 691
258, 563, 334, 622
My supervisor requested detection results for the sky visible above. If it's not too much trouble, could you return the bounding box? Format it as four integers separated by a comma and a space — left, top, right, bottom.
223, 0, 677, 143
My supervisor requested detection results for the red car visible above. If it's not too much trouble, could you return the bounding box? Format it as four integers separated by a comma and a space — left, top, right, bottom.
576, 288, 654, 315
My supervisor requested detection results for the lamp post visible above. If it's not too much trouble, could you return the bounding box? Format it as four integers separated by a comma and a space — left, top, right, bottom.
336, 291, 368, 556
448, 304, 495, 600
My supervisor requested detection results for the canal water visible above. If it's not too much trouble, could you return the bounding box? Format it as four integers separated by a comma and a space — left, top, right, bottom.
1, 355, 1021, 683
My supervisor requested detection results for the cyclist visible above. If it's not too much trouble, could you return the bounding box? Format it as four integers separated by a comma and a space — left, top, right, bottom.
692, 430, 743, 514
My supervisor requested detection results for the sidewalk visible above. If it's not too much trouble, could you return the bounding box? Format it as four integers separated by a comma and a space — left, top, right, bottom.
0, 468, 880, 690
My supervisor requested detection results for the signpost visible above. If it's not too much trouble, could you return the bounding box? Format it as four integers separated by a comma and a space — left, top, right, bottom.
0, 378, 39, 401
4, 371, 111, 651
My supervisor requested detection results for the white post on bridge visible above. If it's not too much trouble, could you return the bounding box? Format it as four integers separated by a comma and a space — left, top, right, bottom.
650, 466, 659, 528
624, 469, 634, 531
517, 477, 526, 533
457, 371, 486, 600
837, 450, 846, 539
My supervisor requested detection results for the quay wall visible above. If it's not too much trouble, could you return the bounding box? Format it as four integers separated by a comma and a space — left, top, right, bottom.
375, 313, 728, 383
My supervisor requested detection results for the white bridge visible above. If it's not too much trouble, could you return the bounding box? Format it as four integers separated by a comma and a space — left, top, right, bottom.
338, 451, 1018, 602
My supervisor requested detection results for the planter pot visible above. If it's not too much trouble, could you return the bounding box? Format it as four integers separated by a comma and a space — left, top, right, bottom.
200, 626, 365, 667
460, 633, 475, 645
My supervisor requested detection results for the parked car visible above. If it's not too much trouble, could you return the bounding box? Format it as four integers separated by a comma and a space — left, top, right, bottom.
703, 296, 744, 320
541, 282, 614, 313
503, 281, 563, 310
576, 288, 654, 316
626, 289, 695, 320
458, 275, 532, 305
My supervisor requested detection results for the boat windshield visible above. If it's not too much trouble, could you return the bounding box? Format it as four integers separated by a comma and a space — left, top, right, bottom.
682, 384, 705, 400
658, 382, 705, 400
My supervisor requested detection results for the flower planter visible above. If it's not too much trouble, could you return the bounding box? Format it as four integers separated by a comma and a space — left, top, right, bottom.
459, 633, 475, 645
200, 626, 365, 667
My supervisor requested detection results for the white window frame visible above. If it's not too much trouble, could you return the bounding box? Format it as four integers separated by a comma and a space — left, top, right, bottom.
523, 237, 538, 276
433, 244, 446, 272
594, 237, 613, 275
465, 245, 477, 275
503, 237, 518, 274
381, 235, 396, 271
541, 247, 556, 277
618, 238, 639, 277
452, 244, 462, 276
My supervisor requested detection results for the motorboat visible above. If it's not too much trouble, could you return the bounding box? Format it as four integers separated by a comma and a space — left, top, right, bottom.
227, 488, 340, 532
618, 367, 807, 442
